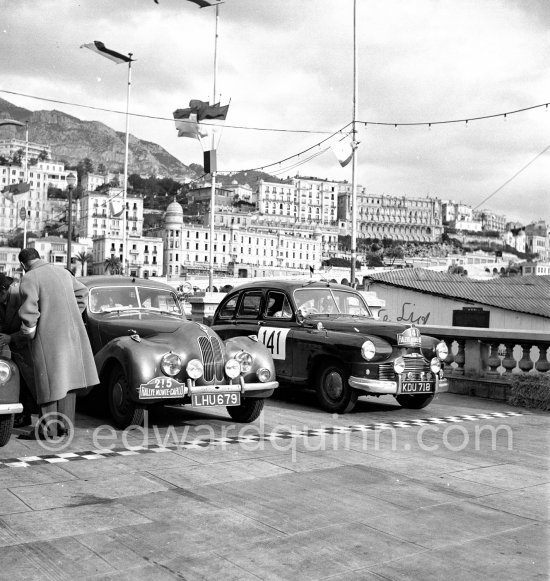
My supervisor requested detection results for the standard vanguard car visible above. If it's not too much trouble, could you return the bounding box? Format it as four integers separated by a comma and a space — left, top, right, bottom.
211, 280, 448, 413
80, 276, 278, 428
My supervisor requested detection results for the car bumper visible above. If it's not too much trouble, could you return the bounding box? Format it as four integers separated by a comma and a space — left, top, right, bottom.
349, 376, 447, 395
0, 403, 23, 415
188, 379, 279, 394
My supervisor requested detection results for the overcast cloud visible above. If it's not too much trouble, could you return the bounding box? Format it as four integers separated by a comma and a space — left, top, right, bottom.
1, 0, 549, 224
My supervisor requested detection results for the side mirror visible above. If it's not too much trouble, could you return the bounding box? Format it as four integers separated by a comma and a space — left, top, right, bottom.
295, 309, 304, 324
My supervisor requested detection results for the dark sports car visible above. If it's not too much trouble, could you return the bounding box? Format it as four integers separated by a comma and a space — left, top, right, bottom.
211, 280, 448, 413
80, 276, 278, 428
0, 357, 21, 447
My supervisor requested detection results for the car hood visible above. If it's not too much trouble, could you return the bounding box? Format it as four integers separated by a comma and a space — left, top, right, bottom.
305, 316, 417, 343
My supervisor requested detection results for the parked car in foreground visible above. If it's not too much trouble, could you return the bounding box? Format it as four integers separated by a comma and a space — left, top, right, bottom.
80, 276, 278, 428
211, 280, 448, 413
0, 357, 21, 447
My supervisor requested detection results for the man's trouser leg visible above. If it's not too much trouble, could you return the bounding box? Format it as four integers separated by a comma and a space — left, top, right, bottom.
57, 391, 76, 435
38, 401, 59, 437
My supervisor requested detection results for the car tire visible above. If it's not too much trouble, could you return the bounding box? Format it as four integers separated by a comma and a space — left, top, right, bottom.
108, 365, 145, 429
395, 394, 434, 409
226, 398, 264, 423
0, 415, 13, 447
316, 363, 358, 413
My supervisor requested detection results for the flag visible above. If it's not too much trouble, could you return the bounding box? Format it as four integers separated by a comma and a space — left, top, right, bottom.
187, 0, 223, 8
309, 266, 314, 275
0, 119, 25, 128
173, 108, 199, 139
80, 41, 133, 64
331, 136, 355, 168
109, 199, 124, 217
3, 182, 30, 195
173, 100, 229, 144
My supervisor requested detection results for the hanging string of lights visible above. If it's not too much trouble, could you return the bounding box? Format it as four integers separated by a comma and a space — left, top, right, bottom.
1, 87, 548, 177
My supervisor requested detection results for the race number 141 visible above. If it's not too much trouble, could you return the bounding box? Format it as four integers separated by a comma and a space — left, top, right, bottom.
257, 327, 290, 360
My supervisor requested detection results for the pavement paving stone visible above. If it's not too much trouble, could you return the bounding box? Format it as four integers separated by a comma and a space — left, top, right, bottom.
366, 522, 548, 581
0, 464, 78, 488
8, 472, 174, 510
0, 535, 116, 580
358, 498, 536, 550
469, 482, 550, 521
0, 502, 151, 547
149, 457, 293, 488
0, 488, 32, 515
446, 462, 549, 490
159, 551, 266, 580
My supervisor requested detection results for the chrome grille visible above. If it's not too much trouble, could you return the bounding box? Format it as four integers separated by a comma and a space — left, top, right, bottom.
379, 356, 430, 381
198, 336, 225, 382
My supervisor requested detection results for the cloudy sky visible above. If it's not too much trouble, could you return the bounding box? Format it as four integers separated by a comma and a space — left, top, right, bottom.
1, 0, 549, 224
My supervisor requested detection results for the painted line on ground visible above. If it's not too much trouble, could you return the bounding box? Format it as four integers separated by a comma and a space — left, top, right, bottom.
0, 411, 526, 468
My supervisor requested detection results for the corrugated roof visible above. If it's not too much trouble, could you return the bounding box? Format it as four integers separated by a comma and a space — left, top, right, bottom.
366, 269, 550, 319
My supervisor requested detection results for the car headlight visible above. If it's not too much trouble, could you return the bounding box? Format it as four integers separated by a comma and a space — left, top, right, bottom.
225, 358, 241, 379
393, 357, 406, 374
235, 351, 253, 373
161, 352, 183, 377
0, 360, 11, 383
361, 340, 376, 360
186, 358, 204, 380
257, 367, 272, 383
430, 357, 442, 373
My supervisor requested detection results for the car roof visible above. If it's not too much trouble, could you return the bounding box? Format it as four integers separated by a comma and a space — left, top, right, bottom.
79, 275, 176, 292
230, 279, 357, 294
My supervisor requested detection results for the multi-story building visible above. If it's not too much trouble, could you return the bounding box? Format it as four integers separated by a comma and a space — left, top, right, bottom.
524, 221, 550, 260
0, 246, 23, 277
91, 235, 164, 278
0, 138, 51, 165
474, 209, 507, 232
78, 188, 144, 240
340, 188, 444, 242
160, 199, 323, 280
28, 236, 92, 274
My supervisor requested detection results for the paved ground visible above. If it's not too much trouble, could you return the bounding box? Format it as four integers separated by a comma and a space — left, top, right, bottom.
0, 391, 548, 580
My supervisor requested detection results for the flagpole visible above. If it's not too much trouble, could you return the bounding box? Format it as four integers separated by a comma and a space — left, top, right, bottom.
208, 4, 220, 292
123, 54, 132, 276
24, 121, 29, 183
350, 0, 358, 288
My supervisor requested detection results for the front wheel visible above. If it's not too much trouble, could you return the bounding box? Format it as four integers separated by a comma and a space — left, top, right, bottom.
108, 365, 145, 429
395, 394, 434, 409
226, 398, 264, 423
316, 363, 358, 413
0, 415, 14, 447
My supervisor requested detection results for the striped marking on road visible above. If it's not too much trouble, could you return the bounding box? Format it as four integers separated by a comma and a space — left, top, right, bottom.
0, 410, 526, 468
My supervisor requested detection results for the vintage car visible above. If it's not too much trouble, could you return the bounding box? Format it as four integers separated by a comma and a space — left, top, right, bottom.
211, 280, 449, 413
80, 276, 278, 428
0, 356, 21, 447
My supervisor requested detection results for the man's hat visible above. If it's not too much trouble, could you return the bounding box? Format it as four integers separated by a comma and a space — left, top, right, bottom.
0, 273, 14, 290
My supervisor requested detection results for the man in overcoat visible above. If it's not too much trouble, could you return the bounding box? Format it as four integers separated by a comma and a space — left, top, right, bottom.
18, 248, 99, 438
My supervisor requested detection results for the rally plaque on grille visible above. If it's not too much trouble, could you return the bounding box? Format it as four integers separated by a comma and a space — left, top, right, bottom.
139, 377, 186, 399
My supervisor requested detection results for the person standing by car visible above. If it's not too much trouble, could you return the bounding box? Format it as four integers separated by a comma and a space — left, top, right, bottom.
0, 273, 37, 428
17, 248, 99, 439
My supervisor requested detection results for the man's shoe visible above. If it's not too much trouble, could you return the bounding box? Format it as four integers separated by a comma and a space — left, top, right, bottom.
13, 414, 32, 428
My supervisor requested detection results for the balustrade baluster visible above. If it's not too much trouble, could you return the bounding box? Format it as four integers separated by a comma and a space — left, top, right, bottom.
444, 340, 455, 372
535, 344, 550, 374
454, 339, 465, 375
486, 342, 501, 376
501, 342, 517, 375
518, 344, 534, 374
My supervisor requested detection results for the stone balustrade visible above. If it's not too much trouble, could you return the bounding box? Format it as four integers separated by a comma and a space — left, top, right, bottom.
419, 324, 550, 400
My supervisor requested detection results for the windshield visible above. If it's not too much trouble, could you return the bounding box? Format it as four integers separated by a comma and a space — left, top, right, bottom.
293, 288, 372, 317
89, 285, 183, 316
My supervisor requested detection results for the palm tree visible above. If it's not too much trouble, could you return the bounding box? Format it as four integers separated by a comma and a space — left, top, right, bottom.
104, 257, 122, 275
75, 251, 93, 276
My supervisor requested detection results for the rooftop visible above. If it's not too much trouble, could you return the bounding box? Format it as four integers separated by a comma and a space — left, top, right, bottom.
365, 269, 550, 319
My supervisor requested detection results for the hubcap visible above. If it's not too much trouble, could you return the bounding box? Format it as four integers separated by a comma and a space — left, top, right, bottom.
324, 371, 343, 401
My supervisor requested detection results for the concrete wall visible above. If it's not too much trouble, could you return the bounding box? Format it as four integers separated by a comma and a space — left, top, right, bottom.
369, 283, 549, 332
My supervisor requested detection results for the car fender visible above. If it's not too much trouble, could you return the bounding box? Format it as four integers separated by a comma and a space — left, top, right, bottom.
93, 336, 168, 396
0, 357, 21, 414
224, 335, 277, 377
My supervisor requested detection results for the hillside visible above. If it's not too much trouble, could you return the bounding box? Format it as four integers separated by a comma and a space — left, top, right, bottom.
0, 97, 196, 179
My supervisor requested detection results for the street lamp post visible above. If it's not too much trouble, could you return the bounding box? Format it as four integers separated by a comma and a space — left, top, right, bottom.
66, 172, 77, 271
